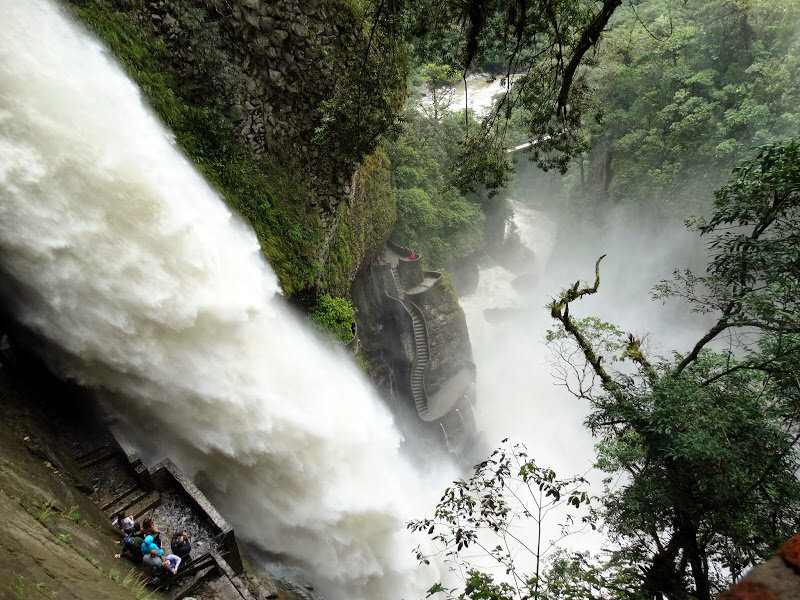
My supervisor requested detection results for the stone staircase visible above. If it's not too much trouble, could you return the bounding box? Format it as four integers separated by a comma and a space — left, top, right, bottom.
70, 444, 236, 597
390, 262, 430, 417
73, 444, 162, 525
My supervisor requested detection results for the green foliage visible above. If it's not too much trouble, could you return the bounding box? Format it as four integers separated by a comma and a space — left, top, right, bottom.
580, 0, 800, 205
70, 1, 405, 297
418, 63, 460, 119
312, 0, 410, 164
409, 441, 591, 600
386, 109, 500, 264
9, 575, 23, 600
309, 295, 356, 343
121, 568, 155, 600
69, 2, 328, 295
34, 498, 56, 523
65, 505, 81, 523
543, 141, 800, 600
322, 148, 397, 295
409, 0, 621, 172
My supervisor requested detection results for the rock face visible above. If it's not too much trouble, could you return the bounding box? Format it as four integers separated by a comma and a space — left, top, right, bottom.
352, 246, 478, 458
69, 0, 402, 295
719, 532, 800, 599
145, 0, 361, 209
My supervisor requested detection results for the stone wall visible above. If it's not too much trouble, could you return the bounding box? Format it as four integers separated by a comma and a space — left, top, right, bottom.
146, 0, 362, 210
410, 274, 474, 397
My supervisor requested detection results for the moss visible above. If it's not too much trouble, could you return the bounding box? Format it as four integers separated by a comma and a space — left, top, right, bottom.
69, 1, 327, 295
66, 0, 409, 298
320, 147, 397, 294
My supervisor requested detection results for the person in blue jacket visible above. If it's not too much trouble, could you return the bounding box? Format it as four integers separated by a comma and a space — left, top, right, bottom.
141, 534, 163, 558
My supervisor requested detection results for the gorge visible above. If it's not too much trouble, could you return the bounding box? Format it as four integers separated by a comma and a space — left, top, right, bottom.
2, 0, 800, 599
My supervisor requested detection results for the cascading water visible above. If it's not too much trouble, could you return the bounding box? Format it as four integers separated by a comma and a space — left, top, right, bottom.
0, 2, 444, 597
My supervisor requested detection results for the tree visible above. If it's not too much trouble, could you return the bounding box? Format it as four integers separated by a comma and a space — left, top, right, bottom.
546, 141, 800, 599
411, 0, 623, 175
384, 108, 489, 265
578, 0, 800, 205
412, 141, 800, 600
409, 440, 592, 600
419, 63, 460, 120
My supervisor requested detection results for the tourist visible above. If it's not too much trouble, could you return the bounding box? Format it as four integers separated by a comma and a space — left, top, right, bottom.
140, 534, 163, 558
143, 547, 164, 578
161, 553, 182, 575
114, 535, 143, 561
141, 518, 161, 547
112, 511, 139, 536
171, 531, 192, 562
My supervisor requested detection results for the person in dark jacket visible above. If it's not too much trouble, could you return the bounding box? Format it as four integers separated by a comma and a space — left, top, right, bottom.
114, 535, 143, 561
170, 531, 192, 563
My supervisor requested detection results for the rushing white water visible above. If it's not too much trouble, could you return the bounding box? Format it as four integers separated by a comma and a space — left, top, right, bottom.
0, 2, 445, 597
461, 181, 712, 559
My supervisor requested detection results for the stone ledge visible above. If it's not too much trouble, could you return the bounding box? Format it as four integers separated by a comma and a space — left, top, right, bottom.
106, 427, 244, 575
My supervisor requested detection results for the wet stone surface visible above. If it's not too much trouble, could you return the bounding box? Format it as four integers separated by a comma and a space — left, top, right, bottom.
86, 453, 137, 506
151, 489, 217, 554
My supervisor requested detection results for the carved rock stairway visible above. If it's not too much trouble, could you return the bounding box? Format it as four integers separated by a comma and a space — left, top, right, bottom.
71, 445, 229, 597
73, 445, 162, 524
390, 263, 429, 417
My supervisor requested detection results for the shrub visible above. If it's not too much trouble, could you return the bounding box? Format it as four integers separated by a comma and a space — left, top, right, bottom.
310, 295, 356, 343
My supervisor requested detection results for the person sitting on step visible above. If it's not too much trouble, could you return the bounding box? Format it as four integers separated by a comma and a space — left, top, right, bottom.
161, 552, 182, 575
114, 534, 143, 561
140, 534, 163, 559
112, 511, 139, 537
141, 517, 161, 548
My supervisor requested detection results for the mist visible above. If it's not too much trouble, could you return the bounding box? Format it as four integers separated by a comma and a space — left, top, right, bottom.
460, 166, 713, 555
0, 2, 452, 598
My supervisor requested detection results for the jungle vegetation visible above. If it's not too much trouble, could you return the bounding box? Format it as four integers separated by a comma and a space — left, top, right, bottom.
413, 141, 800, 599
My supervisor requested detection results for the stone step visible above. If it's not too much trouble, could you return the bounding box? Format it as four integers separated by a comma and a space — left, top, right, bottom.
125, 490, 161, 521
101, 484, 140, 511
105, 487, 149, 518
152, 557, 216, 595
75, 445, 117, 469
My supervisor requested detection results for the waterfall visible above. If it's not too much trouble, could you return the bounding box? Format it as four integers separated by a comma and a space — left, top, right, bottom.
0, 1, 442, 597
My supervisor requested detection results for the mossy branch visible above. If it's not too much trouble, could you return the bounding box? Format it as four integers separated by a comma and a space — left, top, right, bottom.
622, 333, 658, 383
548, 255, 620, 394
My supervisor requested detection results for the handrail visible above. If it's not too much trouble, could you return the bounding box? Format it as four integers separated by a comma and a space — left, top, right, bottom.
406, 298, 432, 407
384, 291, 430, 417
388, 240, 422, 262
387, 240, 412, 256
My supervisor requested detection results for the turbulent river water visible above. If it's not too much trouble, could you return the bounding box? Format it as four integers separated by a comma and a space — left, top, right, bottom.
0, 2, 449, 598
